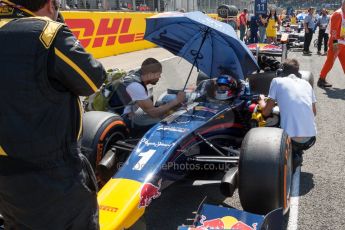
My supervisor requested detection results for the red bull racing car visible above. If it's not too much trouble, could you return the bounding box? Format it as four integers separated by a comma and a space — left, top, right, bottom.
75, 66, 317, 229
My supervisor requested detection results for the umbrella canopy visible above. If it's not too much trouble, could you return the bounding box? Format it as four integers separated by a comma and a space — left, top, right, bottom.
144, 11, 259, 80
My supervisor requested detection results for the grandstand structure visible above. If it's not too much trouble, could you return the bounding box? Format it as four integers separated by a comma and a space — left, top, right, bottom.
60, 0, 253, 13
60, 0, 341, 12
275, 0, 341, 10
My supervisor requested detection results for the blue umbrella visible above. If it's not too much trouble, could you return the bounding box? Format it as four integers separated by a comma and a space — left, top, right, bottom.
144, 11, 259, 88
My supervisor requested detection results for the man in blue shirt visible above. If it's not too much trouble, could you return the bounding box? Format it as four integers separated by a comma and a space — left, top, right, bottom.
303, 7, 316, 55
315, 8, 330, 55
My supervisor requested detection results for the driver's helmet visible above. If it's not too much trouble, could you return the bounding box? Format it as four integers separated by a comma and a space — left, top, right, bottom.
215, 75, 238, 100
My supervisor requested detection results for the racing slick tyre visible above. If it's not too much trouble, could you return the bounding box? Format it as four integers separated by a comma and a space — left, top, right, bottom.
81, 111, 129, 183
300, 71, 314, 88
239, 127, 292, 215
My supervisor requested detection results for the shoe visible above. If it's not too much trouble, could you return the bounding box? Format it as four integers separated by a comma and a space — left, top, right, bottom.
303, 51, 312, 56
322, 52, 327, 56
317, 51, 321, 55
317, 78, 332, 88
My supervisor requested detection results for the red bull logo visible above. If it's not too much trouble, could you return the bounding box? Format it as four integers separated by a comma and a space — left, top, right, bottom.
190, 215, 257, 230
139, 179, 162, 208
247, 44, 282, 52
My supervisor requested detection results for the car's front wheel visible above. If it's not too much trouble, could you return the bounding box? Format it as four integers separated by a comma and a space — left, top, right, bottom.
239, 127, 292, 215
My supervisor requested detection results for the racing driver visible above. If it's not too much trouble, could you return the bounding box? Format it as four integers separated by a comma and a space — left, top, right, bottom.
0, 0, 105, 229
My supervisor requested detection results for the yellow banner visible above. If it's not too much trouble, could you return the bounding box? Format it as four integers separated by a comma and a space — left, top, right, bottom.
61, 11, 156, 58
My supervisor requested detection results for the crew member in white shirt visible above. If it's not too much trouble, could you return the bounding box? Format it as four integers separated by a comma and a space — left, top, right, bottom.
259, 59, 317, 167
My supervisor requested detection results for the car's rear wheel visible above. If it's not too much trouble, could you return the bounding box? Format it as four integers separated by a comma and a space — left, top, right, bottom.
81, 111, 129, 184
239, 127, 292, 215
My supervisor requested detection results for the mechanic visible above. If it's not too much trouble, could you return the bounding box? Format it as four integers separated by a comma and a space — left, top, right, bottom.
315, 9, 330, 56
239, 8, 248, 41
318, 0, 345, 88
122, 58, 185, 131
258, 59, 317, 167
0, 0, 105, 229
266, 7, 281, 44
303, 7, 316, 55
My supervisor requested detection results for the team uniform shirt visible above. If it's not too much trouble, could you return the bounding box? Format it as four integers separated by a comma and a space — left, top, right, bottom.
123, 82, 149, 115
268, 75, 317, 138
239, 12, 247, 26
317, 15, 330, 30
304, 14, 316, 30
328, 9, 345, 45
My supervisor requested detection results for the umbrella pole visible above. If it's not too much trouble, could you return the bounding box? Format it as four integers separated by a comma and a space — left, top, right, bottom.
182, 29, 209, 91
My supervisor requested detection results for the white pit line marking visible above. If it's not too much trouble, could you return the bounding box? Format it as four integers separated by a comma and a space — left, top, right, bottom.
287, 166, 301, 230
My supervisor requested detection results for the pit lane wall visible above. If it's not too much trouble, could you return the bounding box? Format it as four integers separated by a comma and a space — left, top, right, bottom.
61, 11, 219, 59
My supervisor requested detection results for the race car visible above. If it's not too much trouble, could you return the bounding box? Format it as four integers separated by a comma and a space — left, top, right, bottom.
0, 70, 314, 230
277, 23, 305, 49
178, 203, 283, 230
79, 69, 304, 229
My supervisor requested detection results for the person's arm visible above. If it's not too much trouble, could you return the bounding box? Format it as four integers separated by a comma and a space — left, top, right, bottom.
304, 16, 309, 33
259, 97, 276, 117
260, 15, 267, 24
329, 13, 342, 51
136, 92, 185, 118
311, 88, 317, 116
52, 26, 106, 96
259, 79, 278, 116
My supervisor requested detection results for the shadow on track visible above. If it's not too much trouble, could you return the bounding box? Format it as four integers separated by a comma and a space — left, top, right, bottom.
145, 172, 226, 230
323, 87, 345, 100
299, 171, 315, 196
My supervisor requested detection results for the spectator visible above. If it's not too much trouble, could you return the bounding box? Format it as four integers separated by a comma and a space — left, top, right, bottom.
239, 8, 248, 41
0, 0, 105, 229
318, 0, 345, 88
249, 15, 259, 44
290, 12, 297, 24
266, 8, 281, 44
259, 59, 317, 167
315, 8, 330, 55
258, 13, 268, 43
303, 7, 316, 55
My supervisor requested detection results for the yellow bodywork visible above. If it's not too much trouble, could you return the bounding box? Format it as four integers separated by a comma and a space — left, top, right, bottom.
251, 105, 267, 127
98, 178, 145, 230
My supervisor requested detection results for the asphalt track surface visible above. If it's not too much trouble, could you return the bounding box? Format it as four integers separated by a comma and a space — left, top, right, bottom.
98, 42, 345, 229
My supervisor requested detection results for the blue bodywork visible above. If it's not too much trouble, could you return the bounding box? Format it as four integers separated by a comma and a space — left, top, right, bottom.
178, 204, 283, 230
114, 100, 247, 184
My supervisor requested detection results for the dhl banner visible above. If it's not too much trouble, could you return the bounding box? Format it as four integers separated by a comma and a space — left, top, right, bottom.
61, 11, 156, 59
61, 12, 220, 59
